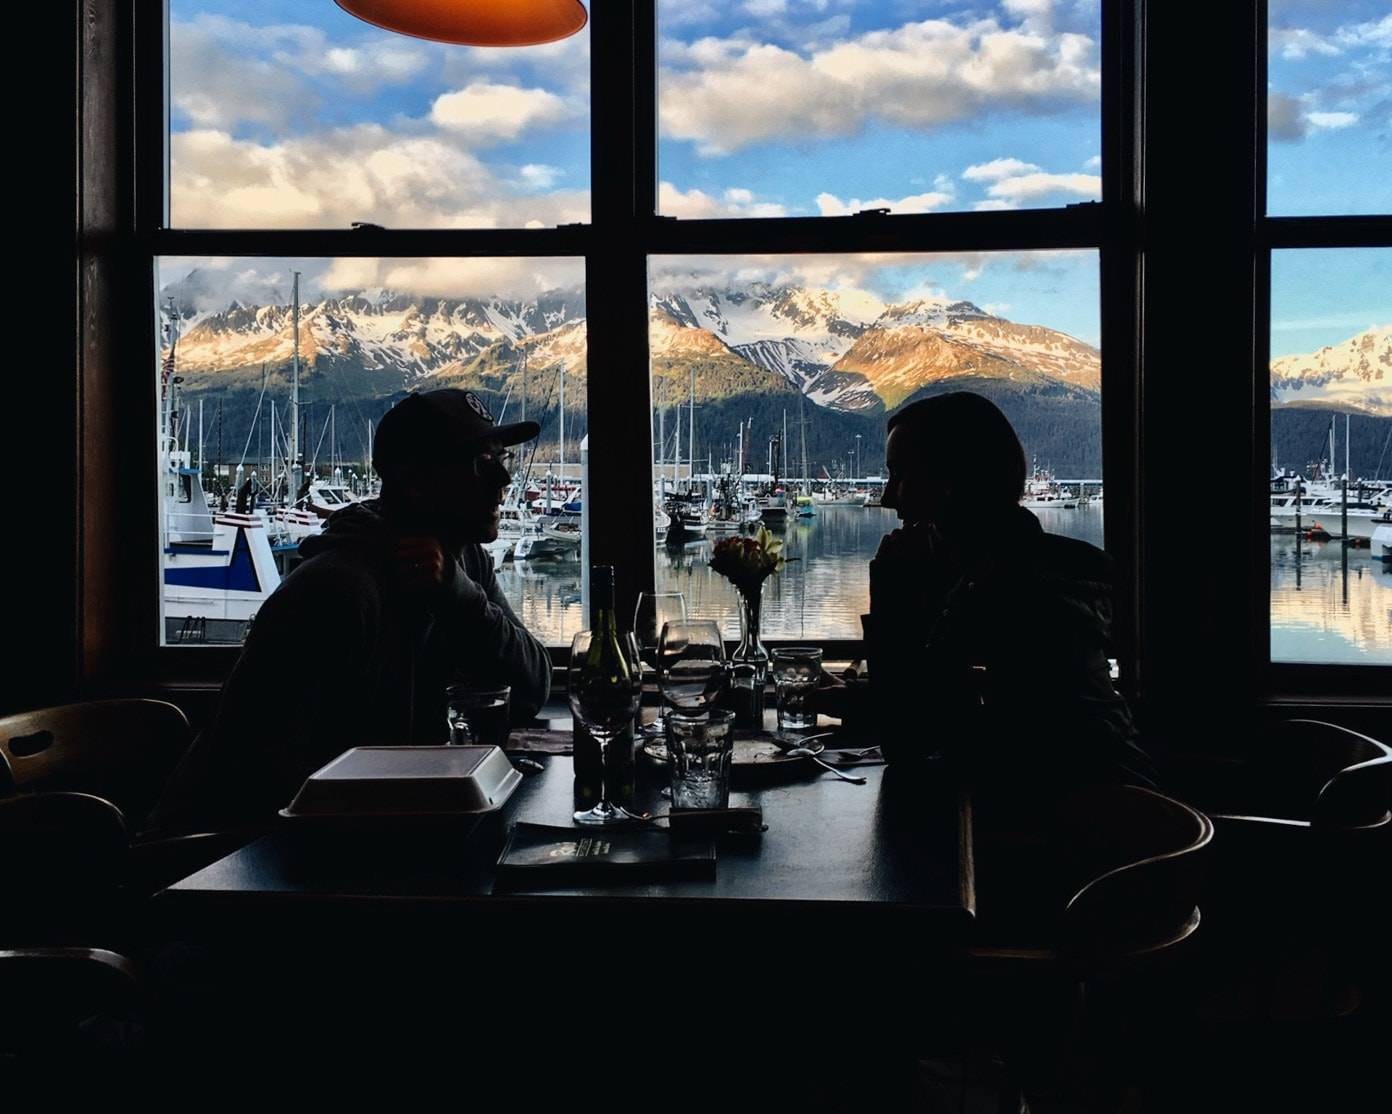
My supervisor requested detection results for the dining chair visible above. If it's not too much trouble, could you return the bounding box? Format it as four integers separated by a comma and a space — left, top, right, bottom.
0, 698, 192, 832
1196, 719, 1390, 1025
0, 946, 145, 1064
957, 784, 1214, 1112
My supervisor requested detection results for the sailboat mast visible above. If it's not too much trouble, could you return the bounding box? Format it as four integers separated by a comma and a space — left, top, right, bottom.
289, 271, 301, 504
558, 362, 566, 496
688, 365, 695, 488
657, 377, 665, 495
799, 393, 808, 494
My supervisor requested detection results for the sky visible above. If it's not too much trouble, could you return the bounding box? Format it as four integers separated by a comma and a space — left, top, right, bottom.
1267, 1, 1391, 215
1270, 247, 1390, 358
163, 2, 1383, 354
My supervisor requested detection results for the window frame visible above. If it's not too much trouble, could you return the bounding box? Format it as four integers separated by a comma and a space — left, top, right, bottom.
1254, 2, 1392, 696
84, 0, 1149, 696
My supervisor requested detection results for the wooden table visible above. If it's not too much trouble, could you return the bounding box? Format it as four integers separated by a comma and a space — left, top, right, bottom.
149, 754, 974, 1092
158, 754, 973, 933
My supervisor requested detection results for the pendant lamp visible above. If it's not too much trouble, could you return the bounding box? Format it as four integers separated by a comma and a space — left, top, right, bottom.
336, 1, 587, 47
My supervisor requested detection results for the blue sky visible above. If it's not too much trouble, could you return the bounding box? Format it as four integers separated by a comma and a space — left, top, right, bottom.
164, 2, 1382, 353
1271, 248, 1390, 357
1267, 1, 1390, 216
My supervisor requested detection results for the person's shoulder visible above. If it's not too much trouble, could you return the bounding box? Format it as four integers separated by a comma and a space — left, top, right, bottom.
1036, 532, 1114, 581
459, 542, 495, 580
275, 546, 384, 605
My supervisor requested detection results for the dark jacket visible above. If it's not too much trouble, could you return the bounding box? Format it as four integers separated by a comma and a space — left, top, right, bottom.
865, 507, 1155, 795
148, 501, 551, 834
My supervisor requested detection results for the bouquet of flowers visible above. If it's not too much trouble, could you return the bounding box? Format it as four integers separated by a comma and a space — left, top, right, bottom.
708, 525, 791, 596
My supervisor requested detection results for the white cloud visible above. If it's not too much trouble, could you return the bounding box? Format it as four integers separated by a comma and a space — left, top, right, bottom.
962, 157, 1043, 181
658, 182, 788, 218
985, 171, 1100, 201
170, 126, 590, 230
431, 83, 575, 141
1270, 28, 1341, 61
660, 17, 1099, 156
169, 15, 434, 130
1270, 93, 1366, 142
815, 190, 955, 216
1307, 111, 1360, 130
1083, 154, 1102, 169
973, 199, 1017, 211
1336, 14, 1392, 52
518, 164, 564, 189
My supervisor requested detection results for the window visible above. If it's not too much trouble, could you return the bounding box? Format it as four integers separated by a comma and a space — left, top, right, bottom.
656, 1, 1103, 218
648, 250, 1104, 641
134, 1, 1132, 668
167, 0, 591, 228
155, 254, 587, 647
1264, 2, 1392, 669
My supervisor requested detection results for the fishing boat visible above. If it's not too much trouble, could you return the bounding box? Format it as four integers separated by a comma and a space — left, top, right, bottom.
160, 314, 280, 644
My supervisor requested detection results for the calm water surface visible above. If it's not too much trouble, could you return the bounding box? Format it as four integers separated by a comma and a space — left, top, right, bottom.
497, 505, 1392, 664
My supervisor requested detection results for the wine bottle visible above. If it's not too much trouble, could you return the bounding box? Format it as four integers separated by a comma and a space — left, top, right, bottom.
572, 566, 636, 811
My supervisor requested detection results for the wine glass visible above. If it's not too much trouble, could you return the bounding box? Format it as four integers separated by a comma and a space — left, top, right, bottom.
569, 629, 641, 826
633, 591, 687, 740
657, 619, 728, 722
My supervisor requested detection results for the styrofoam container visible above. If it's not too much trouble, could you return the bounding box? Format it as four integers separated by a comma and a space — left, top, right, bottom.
280, 746, 523, 819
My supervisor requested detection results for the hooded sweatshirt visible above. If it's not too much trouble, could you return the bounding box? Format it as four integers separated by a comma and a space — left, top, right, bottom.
149, 500, 551, 835
865, 506, 1155, 794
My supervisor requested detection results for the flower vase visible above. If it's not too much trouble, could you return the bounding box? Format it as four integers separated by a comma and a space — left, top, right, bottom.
730, 584, 769, 729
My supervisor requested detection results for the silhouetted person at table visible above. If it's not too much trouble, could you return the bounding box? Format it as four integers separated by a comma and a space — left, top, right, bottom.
150, 389, 551, 835
860, 391, 1155, 797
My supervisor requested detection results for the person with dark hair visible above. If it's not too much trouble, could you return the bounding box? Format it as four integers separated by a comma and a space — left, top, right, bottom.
859, 390, 1155, 794
149, 389, 551, 835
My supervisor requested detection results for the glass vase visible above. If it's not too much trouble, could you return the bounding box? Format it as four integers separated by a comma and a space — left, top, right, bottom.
730, 584, 769, 729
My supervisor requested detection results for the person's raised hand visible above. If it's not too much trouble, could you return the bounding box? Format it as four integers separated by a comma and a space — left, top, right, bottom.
393, 535, 448, 594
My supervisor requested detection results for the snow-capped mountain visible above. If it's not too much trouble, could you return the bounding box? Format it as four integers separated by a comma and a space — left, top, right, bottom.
162, 275, 1102, 419
650, 283, 881, 392
1270, 325, 1392, 417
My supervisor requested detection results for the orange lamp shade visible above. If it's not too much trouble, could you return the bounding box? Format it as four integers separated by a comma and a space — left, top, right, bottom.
335, 1, 587, 47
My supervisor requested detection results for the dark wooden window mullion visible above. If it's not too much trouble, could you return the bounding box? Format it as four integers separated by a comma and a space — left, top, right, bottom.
1097, 0, 1143, 698
585, 0, 656, 625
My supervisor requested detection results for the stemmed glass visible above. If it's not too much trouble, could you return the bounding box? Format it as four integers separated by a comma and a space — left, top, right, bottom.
633, 591, 687, 743
657, 619, 729, 721
569, 629, 642, 826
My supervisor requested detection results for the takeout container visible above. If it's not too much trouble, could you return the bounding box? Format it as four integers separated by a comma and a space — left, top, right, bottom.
280, 746, 523, 825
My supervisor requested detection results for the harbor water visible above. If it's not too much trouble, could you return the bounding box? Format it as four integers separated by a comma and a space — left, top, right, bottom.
497, 504, 1392, 664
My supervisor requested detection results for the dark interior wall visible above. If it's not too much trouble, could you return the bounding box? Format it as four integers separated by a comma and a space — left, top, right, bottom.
3, 2, 81, 714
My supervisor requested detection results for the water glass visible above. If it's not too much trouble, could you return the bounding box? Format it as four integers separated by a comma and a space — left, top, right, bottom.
667, 710, 736, 810
770, 647, 822, 732
446, 684, 512, 748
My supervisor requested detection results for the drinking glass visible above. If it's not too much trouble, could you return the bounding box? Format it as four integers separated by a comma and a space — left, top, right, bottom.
668, 710, 736, 810
770, 647, 822, 732
633, 591, 687, 740
445, 684, 512, 748
568, 630, 641, 826
657, 619, 728, 719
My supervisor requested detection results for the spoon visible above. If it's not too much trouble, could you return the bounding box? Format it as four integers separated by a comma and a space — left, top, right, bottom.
783, 747, 867, 784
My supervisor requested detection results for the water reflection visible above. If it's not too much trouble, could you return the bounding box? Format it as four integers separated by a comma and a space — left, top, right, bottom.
1271, 537, 1392, 664
495, 506, 1391, 665
498, 504, 1105, 645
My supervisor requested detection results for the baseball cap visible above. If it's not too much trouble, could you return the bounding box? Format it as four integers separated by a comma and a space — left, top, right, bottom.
372, 389, 540, 474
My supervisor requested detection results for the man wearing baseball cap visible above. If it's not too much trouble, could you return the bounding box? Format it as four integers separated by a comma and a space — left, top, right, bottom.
150, 389, 550, 835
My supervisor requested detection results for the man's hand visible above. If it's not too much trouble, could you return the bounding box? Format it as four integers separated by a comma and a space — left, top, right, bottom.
393, 535, 449, 594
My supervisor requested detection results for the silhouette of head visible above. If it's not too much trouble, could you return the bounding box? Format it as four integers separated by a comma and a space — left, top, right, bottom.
373, 389, 539, 545
882, 392, 1026, 532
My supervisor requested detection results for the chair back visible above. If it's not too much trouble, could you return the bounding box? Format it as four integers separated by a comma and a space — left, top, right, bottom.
0, 792, 130, 944
1055, 785, 1214, 967
0, 699, 191, 829
1261, 719, 1391, 829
